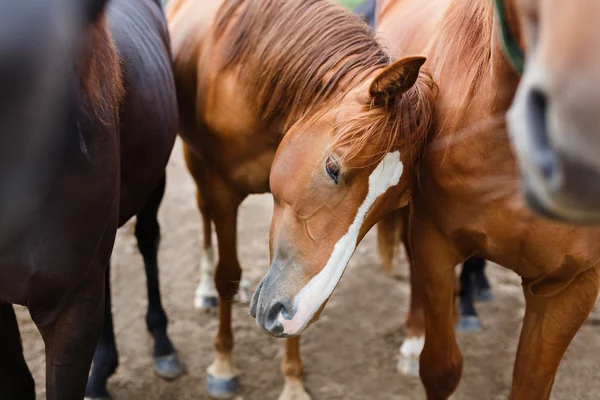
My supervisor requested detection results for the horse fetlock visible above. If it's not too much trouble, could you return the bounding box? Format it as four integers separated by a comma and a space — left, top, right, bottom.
194, 278, 218, 310
279, 377, 312, 400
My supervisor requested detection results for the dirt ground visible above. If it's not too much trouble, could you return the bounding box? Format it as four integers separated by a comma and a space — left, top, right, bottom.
17, 139, 600, 399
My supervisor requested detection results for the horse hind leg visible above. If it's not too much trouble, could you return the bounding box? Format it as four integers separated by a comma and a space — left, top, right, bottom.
472, 257, 494, 302
135, 175, 183, 380
0, 304, 35, 400
279, 337, 312, 400
456, 257, 483, 333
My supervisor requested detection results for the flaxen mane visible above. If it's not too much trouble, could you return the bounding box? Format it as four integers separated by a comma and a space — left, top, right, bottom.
214, 0, 436, 166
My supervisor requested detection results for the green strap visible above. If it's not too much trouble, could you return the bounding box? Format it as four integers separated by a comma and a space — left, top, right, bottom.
493, 0, 525, 75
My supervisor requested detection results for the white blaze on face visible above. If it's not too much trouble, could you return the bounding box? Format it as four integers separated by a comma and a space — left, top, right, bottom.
277, 151, 404, 335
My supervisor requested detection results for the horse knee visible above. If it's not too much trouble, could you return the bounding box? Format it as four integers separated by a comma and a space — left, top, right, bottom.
215, 263, 242, 301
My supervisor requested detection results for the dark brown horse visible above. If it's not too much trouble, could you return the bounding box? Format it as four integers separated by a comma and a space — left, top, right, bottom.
0, 0, 176, 399
254, 0, 600, 398
85, 1, 182, 399
505, 0, 600, 224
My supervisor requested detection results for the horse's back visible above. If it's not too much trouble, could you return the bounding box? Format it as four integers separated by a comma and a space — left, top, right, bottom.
107, 0, 177, 223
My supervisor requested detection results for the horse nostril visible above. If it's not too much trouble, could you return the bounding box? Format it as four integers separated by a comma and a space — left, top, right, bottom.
263, 299, 292, 335
526, 87, 560, 183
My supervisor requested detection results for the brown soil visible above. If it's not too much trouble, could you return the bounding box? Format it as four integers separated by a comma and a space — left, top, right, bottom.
18, 140, 600, 399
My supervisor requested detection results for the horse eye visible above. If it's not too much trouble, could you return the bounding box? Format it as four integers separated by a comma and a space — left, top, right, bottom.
325, 155, 340, 184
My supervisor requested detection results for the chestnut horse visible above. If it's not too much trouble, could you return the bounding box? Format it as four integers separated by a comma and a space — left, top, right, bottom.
0, 0, 176, 399
168, 0, 433, 398
504, 0, 600, 224
355, 0, 494, 376
253, 0, 600, 398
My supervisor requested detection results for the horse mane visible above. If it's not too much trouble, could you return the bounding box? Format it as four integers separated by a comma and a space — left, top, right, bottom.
213, 0, 390, 130
429, 0, 493, 132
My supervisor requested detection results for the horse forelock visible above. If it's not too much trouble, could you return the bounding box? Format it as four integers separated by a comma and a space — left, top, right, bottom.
330, 69, 437, 170
212, 0, 390, 131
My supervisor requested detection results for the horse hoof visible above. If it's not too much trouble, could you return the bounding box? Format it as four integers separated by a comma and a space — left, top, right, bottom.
456, 315, 482, 333
195, 295, 218, 311
207, 374, 239, 399
154, 352, 184, 380
474, 288, 495, 302
397, 355, 419, 377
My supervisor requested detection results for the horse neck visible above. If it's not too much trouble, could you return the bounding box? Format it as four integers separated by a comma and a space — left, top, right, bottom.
429, 0, 518, 146
419, 0, 521, 208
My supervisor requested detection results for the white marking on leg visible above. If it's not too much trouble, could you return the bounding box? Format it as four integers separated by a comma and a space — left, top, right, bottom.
278, 377, 312, 400
207, 352, 239, 380
234, 277, 252, 304
194, 246, 218, 309
397, 335, 424, 376
278, 152, 404, 335
399, 336, 425, 358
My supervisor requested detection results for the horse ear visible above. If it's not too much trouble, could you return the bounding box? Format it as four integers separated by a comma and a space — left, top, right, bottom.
369, 56, 426, 106
85, 0, 110, 22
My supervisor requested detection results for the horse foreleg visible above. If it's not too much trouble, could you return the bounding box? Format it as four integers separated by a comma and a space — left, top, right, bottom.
206, 176, 244, 399
411, 204, 463, 400
33, 262, 105, 400
85, 266, 118, 400
0, 304, 35, 400
510, 266, 600, 400
135, 176, 183, 380
279, 337, 311, 400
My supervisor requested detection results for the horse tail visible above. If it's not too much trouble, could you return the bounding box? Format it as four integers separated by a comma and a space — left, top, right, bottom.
376, 208, 405, 276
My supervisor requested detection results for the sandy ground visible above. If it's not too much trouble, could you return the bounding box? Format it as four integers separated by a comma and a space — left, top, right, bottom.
17, 139, 600, 399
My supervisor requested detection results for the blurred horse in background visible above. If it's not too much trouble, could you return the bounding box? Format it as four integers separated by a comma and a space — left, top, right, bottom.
505, 1, 600, 224
168, 0, 433, 398
254, 0, 600, 398
0, 0, 176, 399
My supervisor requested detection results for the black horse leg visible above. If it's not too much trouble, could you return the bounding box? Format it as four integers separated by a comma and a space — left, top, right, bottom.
85, 266, 118, 400
0, 303, 35, 400
135, 176, 183, 380
472, 257, 494, 301
457, 257, 482, 332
